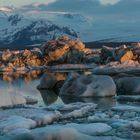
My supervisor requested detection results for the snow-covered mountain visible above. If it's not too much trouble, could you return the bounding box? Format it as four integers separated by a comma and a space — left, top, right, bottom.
19, 0, 140, 43
23, 10, 93, 41
0, 11, 78, 48
1, 0, 140, 49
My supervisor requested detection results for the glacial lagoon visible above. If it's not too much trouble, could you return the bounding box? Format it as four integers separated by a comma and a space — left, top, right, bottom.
0, 70, 140, 140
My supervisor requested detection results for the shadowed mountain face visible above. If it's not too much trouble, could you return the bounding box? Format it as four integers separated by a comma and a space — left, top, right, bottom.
0, 0, 140, 48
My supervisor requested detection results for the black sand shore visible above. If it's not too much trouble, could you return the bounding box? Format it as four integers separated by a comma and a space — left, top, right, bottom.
85, 41, 136, 48
0, 42, 136, 51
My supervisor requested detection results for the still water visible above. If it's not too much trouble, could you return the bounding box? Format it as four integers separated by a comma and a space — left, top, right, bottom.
0, 70, 134, 109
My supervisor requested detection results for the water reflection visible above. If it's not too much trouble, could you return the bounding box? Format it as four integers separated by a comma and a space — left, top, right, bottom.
0, 70, 92, 84
0, 70, 117, 109
38, 89, 58, 105
61, 96, 117, 110
0, 70, 43, 83
38, 89, 117, 110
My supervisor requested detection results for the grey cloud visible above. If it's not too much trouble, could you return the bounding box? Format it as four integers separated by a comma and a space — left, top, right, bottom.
31, 0, 140, 17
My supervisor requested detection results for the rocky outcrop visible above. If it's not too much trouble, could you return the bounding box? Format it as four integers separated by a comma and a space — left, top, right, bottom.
0, 48, 43, 71
0, 36, 94, 72
101, 45, 135, 63
41, 36, 90, 65
1, 37, 140, 72
60, 73, 116, 97
100, 43, 140, 65
120, 50, 134, 63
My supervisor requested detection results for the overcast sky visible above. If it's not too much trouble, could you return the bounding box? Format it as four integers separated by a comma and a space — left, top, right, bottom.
0, 0, 121, 7
0, 0, 57, 7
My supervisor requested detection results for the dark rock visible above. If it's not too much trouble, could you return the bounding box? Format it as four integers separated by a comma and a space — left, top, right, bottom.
38, 89, 58, 105
53, 80, 65, 95
101, 45, 134, 64
101, 46, 115, 63
41, 36, 89, 65
37, 73, 57, 89
85, 54, 101, 64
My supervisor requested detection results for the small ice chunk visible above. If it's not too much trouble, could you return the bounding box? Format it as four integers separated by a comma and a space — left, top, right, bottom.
31, 123, 112, 139
0, 116, 36, 133
7, 128, 30, 136
87, 113, 109, 122
35, 111, 62, 125
112, 105, 140, 113
63, 104, 96, 119
48, 102, 97, 112
110, 119, 131, 129
66, 123, 112, 135
131, 121, 140, 130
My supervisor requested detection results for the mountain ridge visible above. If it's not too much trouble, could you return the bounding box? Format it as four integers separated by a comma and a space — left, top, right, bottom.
0, 12, 78, 48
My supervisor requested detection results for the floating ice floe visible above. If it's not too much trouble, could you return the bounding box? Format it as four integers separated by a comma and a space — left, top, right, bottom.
0, 116, 36, 133
0, 102, 97, 134
112, 105, 140, 113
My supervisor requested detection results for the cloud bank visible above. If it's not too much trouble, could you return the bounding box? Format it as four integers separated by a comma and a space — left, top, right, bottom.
98, 0, 120, 5
0, 0, 57, 7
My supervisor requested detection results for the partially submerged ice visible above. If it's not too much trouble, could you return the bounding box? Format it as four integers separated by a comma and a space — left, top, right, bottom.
60, 73, 116, 97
